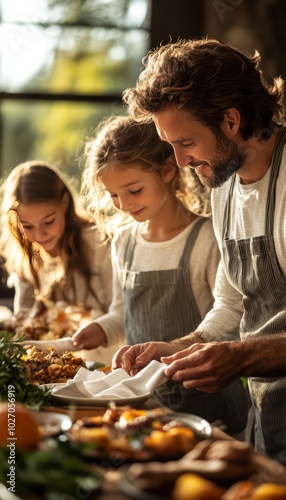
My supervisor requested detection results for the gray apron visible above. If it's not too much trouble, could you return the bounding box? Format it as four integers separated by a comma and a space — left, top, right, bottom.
222, 126, 286, 462
123, 219, 248, 434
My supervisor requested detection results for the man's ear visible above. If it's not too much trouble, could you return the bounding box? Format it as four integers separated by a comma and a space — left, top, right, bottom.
161, 158, 177, 183
223, 108, 241, 136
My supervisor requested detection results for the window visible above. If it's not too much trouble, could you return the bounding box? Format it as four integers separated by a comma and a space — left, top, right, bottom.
0, 0, 151, 180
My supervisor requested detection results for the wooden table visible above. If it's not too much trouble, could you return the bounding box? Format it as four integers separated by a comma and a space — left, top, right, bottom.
44, 400, 232, 500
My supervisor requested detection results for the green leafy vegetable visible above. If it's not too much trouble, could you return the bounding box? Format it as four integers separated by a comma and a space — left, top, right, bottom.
0, 437, 102, 499
0, 331, 52, 410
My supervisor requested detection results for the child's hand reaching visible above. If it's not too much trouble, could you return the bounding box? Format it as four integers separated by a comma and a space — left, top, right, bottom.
72, 322, 107, 350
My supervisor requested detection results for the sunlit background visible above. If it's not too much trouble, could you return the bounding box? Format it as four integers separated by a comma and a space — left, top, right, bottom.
0, 0, 285, 297
1, 0, 285, 178
0, 0, 152, 181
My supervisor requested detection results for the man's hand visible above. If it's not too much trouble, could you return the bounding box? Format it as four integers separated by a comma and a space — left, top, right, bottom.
162, 341, 241, 392
112, 341, 179, 375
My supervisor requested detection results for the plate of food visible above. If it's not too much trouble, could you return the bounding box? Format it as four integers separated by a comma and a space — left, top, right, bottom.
119, 439, 286, 500
68, 406, 212, 463
4, 298, 97, 342
21, 344, 87, 384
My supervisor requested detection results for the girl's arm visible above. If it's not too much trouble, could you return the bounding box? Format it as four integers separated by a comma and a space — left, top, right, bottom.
72, 232, 126, 349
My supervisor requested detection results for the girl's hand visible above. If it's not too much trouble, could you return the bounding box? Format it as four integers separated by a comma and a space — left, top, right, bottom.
71, 323, 107, 350
112, 341, 178, 375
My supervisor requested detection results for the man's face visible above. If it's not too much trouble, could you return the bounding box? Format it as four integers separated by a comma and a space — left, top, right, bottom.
154, 107, 245, 188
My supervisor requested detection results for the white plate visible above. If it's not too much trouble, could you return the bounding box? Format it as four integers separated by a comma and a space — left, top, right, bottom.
52, 391, 153, 407
31, 410, 72, 436
0, 484, 21, 500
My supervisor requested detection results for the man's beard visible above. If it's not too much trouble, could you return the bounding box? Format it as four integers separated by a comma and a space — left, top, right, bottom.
195, 132, 246, 189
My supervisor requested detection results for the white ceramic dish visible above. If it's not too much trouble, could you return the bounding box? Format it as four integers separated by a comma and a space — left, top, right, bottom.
51, 391, 153, 407
31, 410, 72, 436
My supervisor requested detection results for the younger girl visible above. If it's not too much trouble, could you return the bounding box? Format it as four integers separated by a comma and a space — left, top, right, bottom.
0, 160, 124, 362
72, 115, 248, 436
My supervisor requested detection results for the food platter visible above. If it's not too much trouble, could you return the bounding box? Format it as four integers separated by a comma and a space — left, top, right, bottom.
68, 407, 212, 463
117, 434, 286, 500
4, 299, 97, 342
21, 344, 87, 384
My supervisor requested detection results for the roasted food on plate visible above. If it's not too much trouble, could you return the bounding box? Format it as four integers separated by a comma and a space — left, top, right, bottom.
122, 439, 286, 499
70, 406, 209, 461
5, 299, 97, 341
21, 345, 86, 384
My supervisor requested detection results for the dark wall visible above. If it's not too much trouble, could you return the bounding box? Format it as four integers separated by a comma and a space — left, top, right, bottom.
150, 0, 286, 84
150, 0, 204, 49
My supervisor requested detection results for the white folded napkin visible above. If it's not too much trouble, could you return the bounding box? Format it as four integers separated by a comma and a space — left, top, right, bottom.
20, 337, 74, 354
52, 360, 168, 400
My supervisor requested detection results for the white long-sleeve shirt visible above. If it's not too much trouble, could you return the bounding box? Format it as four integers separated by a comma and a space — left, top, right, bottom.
196, 145, 286, 341
9, 225, 124, 363
11, 225, 113, 314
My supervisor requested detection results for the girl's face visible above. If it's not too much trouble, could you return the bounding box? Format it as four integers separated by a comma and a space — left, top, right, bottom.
101, 164, 173, 223
16, 200, 67, 255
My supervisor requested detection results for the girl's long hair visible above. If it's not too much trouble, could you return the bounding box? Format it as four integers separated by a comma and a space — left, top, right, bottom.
0, 160, 103, 305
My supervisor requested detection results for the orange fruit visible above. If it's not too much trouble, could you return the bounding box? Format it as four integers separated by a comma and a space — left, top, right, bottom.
0, 401, 41, 451
251, 482, 286, 499
172, 473, 226, 500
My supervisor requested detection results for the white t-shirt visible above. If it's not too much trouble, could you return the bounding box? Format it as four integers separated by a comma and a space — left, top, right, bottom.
96, 217, 220, 344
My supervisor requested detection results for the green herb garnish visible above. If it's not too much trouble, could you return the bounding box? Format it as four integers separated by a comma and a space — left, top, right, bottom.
0, 331, 52, 410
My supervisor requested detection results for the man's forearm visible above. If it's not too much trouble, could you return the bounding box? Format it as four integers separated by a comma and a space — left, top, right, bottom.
231, 334, 286, 377
170, 332, 286, 377
170, 331, 205, 348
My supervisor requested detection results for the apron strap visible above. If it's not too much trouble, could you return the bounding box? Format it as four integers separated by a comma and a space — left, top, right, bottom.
265, 126, 286, 234
222, 125, 286, 238
179, 217, 208, 268
123, 224, 138, 272
222, 175, 235, 240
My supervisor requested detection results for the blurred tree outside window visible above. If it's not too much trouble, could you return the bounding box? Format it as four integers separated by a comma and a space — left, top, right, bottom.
0, 0, 151, 180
